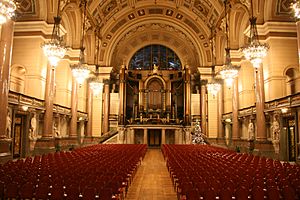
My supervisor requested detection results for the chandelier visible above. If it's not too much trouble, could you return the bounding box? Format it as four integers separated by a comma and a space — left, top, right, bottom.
71, 47, 90, 86
220, 48, 239, 86
42, 17, 67, 67
89, 32, 104, 96
219, 0, 239, 87
41, 0, 66, 67
207, 79, 221, 97
70, 0, 90, 86
242, 0, 269, 68
0, 0, 16, 24
292, 1, 300, 19
90, 78, 103, 96
89, 67, 103, 96
206, 29, 221, 97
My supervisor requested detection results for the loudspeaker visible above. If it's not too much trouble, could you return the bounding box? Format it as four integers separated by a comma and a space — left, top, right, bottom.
137, 74, 142, 79
169, 74, 174, 80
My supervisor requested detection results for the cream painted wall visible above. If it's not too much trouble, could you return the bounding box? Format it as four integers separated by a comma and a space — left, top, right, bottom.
207, 93, 218, 138
191, 94, 200, 116
110, 93, 119, 115
77, 83, 87, 112
92, 93, 103, 137
55, 60, 72, 107
223, 86, 233, 114
264, 38, 298, 101
239, 62, 255, 109
12, 37, 47, 99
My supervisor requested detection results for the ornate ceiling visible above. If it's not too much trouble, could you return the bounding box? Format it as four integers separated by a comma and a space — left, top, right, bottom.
15, 0, 295, 73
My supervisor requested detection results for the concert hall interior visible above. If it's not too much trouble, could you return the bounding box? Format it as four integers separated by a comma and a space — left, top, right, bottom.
0, 0, 300, 199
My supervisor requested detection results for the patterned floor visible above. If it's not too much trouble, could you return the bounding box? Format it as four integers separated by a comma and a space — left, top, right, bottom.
126, 148, 177, 200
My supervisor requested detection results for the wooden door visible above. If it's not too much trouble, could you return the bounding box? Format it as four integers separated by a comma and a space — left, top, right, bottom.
13, 116, 23, 158
148, 129, 161, 147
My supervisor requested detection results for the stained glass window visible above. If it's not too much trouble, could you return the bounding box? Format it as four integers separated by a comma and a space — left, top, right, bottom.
129, 45, 181, 70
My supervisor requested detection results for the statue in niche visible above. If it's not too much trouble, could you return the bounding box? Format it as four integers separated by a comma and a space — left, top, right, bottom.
271, 115, 280, 154
272, 116, 280, 141
54, 122, 60, 137
30, 114, 37, 139
6, 110, 12, 139
248, 121, 254, 140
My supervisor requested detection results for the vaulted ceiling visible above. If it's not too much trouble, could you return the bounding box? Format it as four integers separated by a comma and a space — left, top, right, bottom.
16, 0, 295, 73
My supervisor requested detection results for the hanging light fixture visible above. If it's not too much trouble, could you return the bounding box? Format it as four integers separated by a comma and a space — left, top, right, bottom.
41, 0, 66, 67
0, 0, 16, 24
207, 28, 221, 97
242, 0, 269, 68
219, 0, 239, 87
207, 68, 222, 97
89, 32, 104, 96
89, 65, 104, 96
292, 1, 300, 19
70, 0, 90, 86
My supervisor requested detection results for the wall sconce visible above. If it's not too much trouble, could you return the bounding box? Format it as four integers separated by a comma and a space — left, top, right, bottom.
281, 108, 288, 113
21, 105, 29, 111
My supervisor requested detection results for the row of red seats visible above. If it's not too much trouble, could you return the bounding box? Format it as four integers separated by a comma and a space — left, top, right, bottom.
162, 144, 300, 200
0, 144, 147, 199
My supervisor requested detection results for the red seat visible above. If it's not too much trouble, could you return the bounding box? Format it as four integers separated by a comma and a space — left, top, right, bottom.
267, 187, 280, 200
282, 186, 297, 200
65, 184, 80, 200
5, 182, 19, 199
99, 188, 113, 200
82, 186, 97, 200
219, 188, 233, 200
50, 184, 65, 200
235, 187, 249, 200
35, 183, 49, 200
19, 182, 34, 199
252, 186, 264, 200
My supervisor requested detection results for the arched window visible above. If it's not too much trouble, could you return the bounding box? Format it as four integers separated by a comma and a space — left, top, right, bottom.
285, 68, 297, 95
129, 45, 181, 70
10, 65, 26, 94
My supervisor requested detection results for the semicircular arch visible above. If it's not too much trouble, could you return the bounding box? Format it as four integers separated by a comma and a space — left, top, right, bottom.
103, 17, 208, 73
10, 64, 27, 94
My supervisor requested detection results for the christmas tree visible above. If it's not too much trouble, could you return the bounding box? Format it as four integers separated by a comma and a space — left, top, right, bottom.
192, 120, 206, 144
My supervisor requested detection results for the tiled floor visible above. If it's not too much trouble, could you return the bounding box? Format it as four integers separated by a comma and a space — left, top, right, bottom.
126, 148, 177, 200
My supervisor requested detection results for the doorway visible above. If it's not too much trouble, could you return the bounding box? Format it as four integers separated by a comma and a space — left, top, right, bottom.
148, 129, 161, 147
282, 117, 297, 161
13, 114, 28, 158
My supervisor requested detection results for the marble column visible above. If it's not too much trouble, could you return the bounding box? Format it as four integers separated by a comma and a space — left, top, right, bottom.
255, 67, 267, 140
0, 20, 14, 139
166, 81, 171, 112
297, 21, 300, 68
232, 77, 239, 139
217, 86, 224, 138
143, 128, 147, 145
118, 65, 126, 125
184, 65, 191, 125
200, 80, 207, 135
103, 81, 110, 134
69, 78, 78, 137
139, 80, 144, 111
297, 108, 300, 161
86, 86, 92, 137
162, 128, 166, 145
43, 65, 56, 138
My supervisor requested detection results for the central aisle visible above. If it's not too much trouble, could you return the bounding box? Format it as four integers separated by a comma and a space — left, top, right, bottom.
126, 148, 177, 200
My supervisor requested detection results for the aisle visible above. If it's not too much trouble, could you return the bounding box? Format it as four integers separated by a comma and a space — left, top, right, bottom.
126, 148, 177, 200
